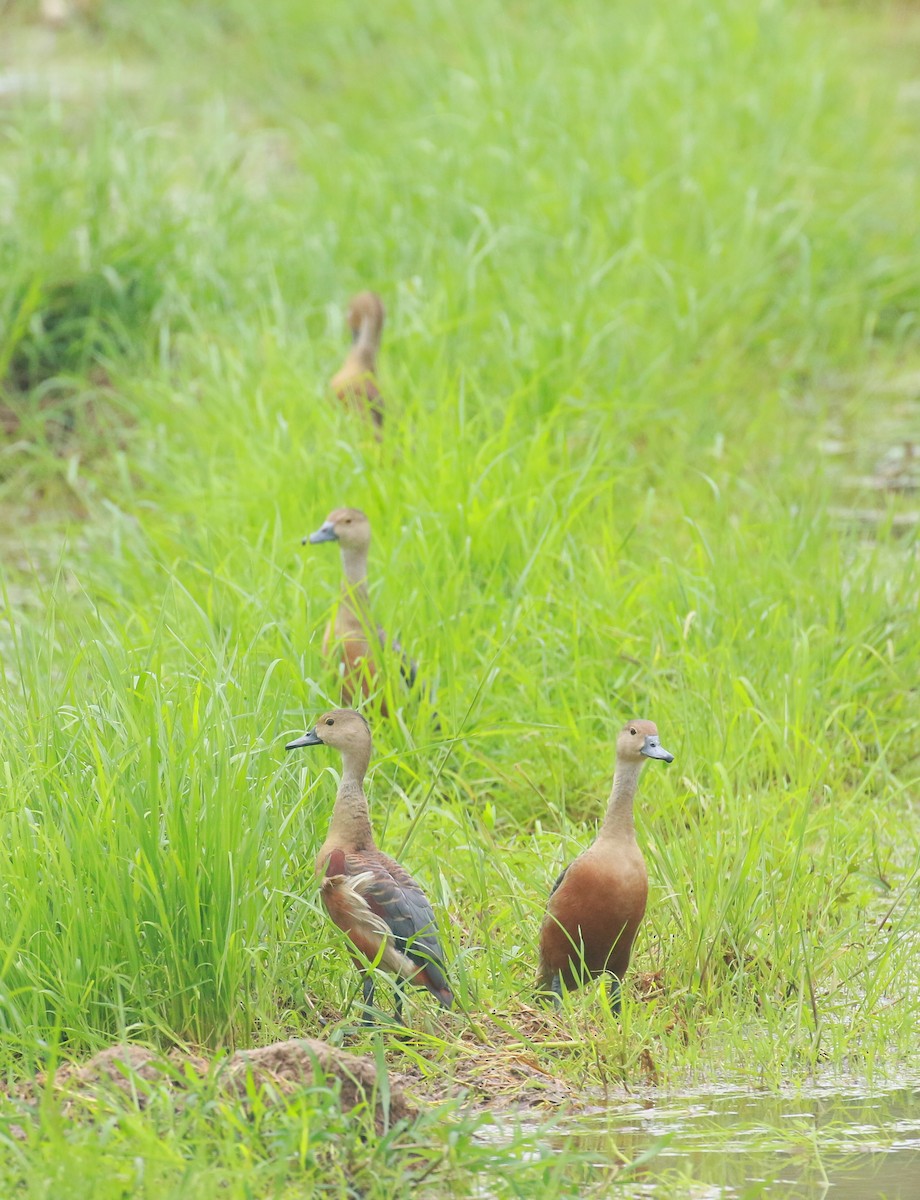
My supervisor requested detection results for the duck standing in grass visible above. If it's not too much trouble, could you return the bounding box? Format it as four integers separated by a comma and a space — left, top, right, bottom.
304, 506, 420, 717
286, 709, 453, 1022
330, 291, 385, 437
537, 719, 674, 1013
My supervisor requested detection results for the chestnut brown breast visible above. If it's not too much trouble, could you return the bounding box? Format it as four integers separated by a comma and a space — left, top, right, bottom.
538, 846, 649, 988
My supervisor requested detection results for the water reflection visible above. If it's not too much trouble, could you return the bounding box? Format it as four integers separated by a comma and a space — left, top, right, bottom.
551, 1080, 920, 1198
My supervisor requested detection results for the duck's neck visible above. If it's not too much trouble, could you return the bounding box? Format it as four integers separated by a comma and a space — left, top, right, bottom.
327, 747, 374, 851
351, 316, 379, 371
340, 544, 369, 590
339, 547, 373, 630
598, 759, 644, 841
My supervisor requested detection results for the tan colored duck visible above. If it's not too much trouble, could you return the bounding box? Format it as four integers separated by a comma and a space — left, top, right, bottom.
286, 709, 453, 1021
305, 507, 418, 717
330, 291, 385, 437
537, 719, 674, 1012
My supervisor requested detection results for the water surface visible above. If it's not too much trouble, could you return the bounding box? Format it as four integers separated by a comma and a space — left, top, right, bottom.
559, 1079, 920, 1198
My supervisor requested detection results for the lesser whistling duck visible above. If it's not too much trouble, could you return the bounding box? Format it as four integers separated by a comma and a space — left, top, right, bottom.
286, 709, 453, 1021
537, 719, 674, 1013
305, 507, 419, 717
330, 291, 385, 437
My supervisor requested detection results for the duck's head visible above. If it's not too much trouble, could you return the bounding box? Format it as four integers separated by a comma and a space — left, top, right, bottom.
616, 719, 674, 765
304, 507, 371, 552
286, 708, 372, 756
347, 291, 385, 340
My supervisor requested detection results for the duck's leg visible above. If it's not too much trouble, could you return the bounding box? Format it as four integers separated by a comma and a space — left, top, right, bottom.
393, 980, 406, 1025
361, 974, 376, 1025
607, 974, 622, 1017
536, 972, 563, 1008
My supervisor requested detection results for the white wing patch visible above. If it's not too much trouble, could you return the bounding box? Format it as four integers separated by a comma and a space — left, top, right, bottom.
321, 870, 419, 978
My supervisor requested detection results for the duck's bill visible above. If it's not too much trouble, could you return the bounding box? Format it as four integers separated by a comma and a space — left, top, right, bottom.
641, 739, 674, 763
286, 730, 323, 750
305, 523, 337, 545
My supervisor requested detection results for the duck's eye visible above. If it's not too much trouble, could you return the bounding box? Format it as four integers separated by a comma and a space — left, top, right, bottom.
629, 727, 637, 735
325, 718, 335, 726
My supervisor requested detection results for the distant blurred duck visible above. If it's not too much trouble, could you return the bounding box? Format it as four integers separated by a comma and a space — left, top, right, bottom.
286, 709, 453, 1021
330, 291, 385, 438
537, 719, 674, 1013
305, 507, 420, 717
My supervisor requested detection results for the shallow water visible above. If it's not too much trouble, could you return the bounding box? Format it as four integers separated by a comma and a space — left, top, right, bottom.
477, 1078, 920, 1198
555, 1080, 920, 1198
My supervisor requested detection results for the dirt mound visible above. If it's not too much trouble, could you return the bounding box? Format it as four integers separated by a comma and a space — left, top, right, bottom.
51, 1043, 206, 1095
26, 1038, 413, 1131
224, 1039, 415, 1122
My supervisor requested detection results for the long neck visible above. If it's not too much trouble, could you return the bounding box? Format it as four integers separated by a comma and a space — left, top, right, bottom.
339, 547, 373, 629
351, 316, 379, 370
327, 746, 374, 851
340, 543, 369, 590
598, 759, 644, 841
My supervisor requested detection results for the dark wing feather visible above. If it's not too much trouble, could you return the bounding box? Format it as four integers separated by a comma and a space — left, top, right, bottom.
351, 852, 451, 995
376, 625, 419, 691
549, 864, 570, 897
376, 626, 440, 730
364, 378, 384, 430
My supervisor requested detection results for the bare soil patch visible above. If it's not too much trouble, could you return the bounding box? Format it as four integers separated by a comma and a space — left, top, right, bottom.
10, 1038, 416, 1134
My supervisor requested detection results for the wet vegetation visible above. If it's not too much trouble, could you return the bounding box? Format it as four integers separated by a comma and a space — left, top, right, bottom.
0, 0, 918, 1195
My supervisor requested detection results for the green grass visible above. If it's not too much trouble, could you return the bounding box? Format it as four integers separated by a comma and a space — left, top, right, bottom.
2, 1070, 604, 1200
1, 0, 919, 1194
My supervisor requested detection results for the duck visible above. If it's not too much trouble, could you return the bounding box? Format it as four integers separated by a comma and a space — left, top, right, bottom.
304, 507, 420, 717
286, 709, 453, 1022
329, 291, 385, 437
537, 719, 674, 1013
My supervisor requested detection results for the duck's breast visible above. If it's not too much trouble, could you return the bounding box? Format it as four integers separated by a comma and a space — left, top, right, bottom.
540, 844, 648, 981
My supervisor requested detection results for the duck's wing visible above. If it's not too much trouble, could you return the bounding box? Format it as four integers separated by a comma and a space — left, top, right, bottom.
360, 853, 451, 997
325, 849, 452, 1005
549, 865, 570, 897
362, 376, 384, 431
376, 625, 418, 690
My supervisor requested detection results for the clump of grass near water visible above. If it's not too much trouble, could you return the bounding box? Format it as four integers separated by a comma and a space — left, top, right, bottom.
1, 0, 919, 1195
